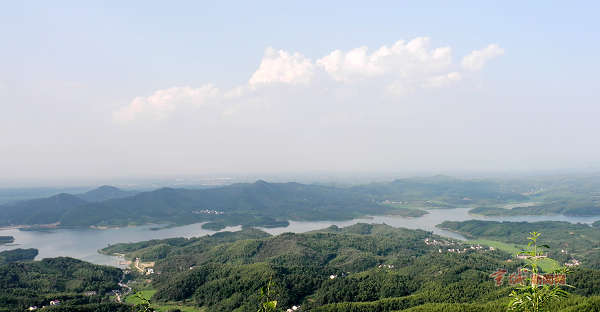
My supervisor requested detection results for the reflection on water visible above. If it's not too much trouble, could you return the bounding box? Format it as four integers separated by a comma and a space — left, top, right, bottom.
259, 208, 600, 240
0, 223, 240, 267
1, 208, 599, 267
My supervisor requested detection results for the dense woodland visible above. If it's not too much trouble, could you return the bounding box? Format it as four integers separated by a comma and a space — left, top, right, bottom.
439, 220, 600, 269
0, 256, 123, 311
0, 176, 548, 230
2, 175, 600, 311
470, 199, 600, 217
2, 175, 600, 229
0, 248, 38, 264
100, 224, 600, 312
1, 223, 599, 311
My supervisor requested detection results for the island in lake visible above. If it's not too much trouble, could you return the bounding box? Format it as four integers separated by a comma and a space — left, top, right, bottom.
0, 236, 14, 245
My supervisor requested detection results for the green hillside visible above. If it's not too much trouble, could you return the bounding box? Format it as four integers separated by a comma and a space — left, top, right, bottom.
99, 223, 600, 312
0, 256, 123, 311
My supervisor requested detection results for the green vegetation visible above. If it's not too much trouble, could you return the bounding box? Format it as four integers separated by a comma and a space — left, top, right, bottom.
0, 177, 533, 229
507, 232, 570, 311
125, 290, 157, 305
0, 248, 38, 263
3, 223, 600, 311
125, 289, 205, 311
438, 220, 600, 269
470, 200, 600, 217
0, 235, 14, 244
469, 174, 600, 217
3, 175, 600, 230
0, 193, 87, 225
0, 257, 122, 311
0, 181, 390, 229
465, 240, 559, 272
381, 203, 428, 217
76, 185, 139, 202
97, 223, 600, 311
352, 175, 527, 206
100, 228, 271, 261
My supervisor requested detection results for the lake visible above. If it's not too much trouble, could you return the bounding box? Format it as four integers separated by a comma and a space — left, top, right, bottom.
1, 208, 599, 267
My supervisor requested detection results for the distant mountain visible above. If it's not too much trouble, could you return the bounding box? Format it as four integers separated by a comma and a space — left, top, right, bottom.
76, 185, 138, 202
0, 178, 530, 228
352, 175, 526, 205
0, 193, 87, 226
58, 181, 387, 227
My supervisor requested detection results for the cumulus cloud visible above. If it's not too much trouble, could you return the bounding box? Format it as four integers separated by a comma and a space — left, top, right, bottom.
113, 85, 219, 122
424, 72, 462, 88
113, 38, 503, 122
317, 37, 453, 82
249, 47, 314, 86
461, 44, 504, 71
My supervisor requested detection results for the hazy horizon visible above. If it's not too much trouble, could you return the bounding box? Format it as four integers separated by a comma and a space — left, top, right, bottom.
3, 2, 600, 184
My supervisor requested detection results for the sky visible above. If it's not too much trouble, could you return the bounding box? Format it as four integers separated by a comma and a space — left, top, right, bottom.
2, 1, 600, 185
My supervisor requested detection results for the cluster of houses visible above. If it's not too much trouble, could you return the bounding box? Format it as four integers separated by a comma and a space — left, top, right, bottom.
286, 305, 301, 312
193, 209, 224, 215
424, 238, 457, 247
134, 257, 156, 275
377, 264, 395, 269
28, 300, 61, 310
425, 238, 492, 254
381, 200, 408, 205
565, 258, 581, 267
439, 245, 492, 254
516, 254, 547, 260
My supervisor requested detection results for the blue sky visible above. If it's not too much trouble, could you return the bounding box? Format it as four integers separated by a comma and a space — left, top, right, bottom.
2, 1, 599, 184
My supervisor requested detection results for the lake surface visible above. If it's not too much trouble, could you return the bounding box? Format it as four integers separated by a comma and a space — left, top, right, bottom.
1, 208, 599, 267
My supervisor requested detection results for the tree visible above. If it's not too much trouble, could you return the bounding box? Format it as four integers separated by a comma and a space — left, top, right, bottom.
258, 279, 278, 312
507, 232, 571, 312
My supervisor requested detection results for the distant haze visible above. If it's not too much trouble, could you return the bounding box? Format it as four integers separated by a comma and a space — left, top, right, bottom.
2, 2, 599, 185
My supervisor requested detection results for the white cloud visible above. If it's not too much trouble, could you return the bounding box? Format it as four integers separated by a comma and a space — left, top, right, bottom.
424, 72, 462, 88
114, 38, 503, 122
249, 47, 314, 86
113, 85, 219, 122
461, 44, 504, 71
316, 37, 453, 82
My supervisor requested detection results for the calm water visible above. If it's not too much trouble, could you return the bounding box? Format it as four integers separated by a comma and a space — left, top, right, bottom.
0, 223, 240, 267
1, 208, 599, 267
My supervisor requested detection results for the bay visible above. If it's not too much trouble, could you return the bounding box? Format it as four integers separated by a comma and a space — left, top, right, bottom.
1, 208, 599, 267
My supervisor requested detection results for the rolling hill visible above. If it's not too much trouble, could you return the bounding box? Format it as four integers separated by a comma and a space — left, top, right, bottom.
76, 185, 139, 202
0, 177, 531, 228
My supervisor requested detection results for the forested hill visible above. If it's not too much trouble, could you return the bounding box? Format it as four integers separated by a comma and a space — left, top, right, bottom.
0, 177, 528, 228
100, 224, 600, 312
352, 175, 527, 205
0, 248, 38, 264
59, 181, 388, 227
75, 185, 139, 202
0, 185, 137, 226
0, 193, 87, 225
0, 256, 123, 311
438, 220, 600, 269
0, 181, 389, 228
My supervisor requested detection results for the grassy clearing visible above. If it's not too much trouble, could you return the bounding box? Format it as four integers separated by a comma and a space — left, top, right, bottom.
468, 239, 560, 272
468, 239, 525, 255
124, 289, 157, 305
537, 258, 561, 273
124, 289, 204, 312
154, 304, 205, 312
